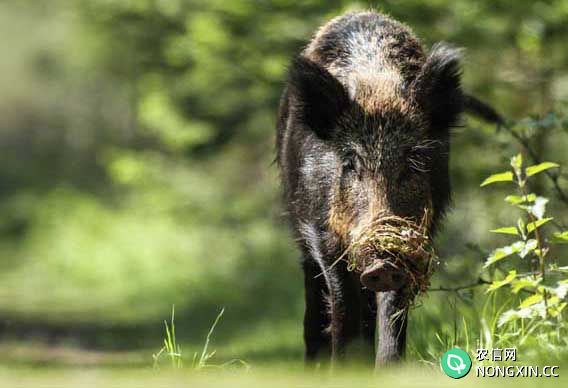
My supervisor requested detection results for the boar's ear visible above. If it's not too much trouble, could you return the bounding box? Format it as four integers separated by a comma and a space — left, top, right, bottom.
412, 43, 463, 132
288, 56, 350, 139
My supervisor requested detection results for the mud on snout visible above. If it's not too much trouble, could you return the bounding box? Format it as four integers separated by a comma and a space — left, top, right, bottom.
346, 211, 436, 298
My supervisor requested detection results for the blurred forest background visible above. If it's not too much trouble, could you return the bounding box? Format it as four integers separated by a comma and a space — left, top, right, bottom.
1, 0, 568, 367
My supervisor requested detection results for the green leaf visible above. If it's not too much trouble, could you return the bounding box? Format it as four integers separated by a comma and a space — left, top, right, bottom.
526, 217, 553, 233
505, 194, 536, 205
480, 171, 514, 187
484, 241, 524, 268
517, 218, 526, 238
490, 226, 519, 235
552, 231, 568, 244
511, 277, 541, 294
487, 270, 517, 293
519, 293, 543, 308
525, 162, 559, 177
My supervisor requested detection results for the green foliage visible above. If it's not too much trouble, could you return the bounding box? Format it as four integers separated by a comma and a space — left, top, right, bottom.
526, 162, 560, 177
480, 172, 514, 187
481, 153, 567, 347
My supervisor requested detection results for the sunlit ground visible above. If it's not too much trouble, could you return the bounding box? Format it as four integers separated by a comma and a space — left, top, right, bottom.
1, 339, 566, 388
1, 307, 566, 387
2, 363, 566, 388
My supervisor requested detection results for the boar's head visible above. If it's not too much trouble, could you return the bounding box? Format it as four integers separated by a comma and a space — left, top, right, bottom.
289, 44, 462, 296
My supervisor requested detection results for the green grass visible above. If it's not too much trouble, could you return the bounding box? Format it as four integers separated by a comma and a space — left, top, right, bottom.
1, 306, 566, 387
1, 292, 566, 386
152, 305, 251, 372
152, 305, 183, 369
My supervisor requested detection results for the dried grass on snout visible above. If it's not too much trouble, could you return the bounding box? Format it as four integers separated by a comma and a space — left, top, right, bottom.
343, 209, 437, 301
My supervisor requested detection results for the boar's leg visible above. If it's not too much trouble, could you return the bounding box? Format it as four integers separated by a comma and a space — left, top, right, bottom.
331, 267, 367, 361
361, 288, 378, 358
375, 290, 408, 365
303, 258, 332, 362
304, 256, 369, 363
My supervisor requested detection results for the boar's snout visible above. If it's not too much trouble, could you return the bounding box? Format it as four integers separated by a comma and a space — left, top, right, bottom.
360, 259, 408, 292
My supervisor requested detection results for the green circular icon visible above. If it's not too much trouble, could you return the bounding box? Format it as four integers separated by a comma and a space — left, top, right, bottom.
441, 348, 472, 379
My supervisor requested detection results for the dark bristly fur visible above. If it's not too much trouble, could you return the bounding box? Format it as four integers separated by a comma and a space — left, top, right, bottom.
288, 57, 351, 139
275, 10, 502, 367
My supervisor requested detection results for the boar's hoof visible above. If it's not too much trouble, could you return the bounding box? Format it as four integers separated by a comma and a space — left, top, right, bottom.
360, 260, 408, 292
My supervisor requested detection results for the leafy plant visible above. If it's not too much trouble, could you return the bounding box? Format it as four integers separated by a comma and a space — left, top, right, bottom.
481, 154, 568, 345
